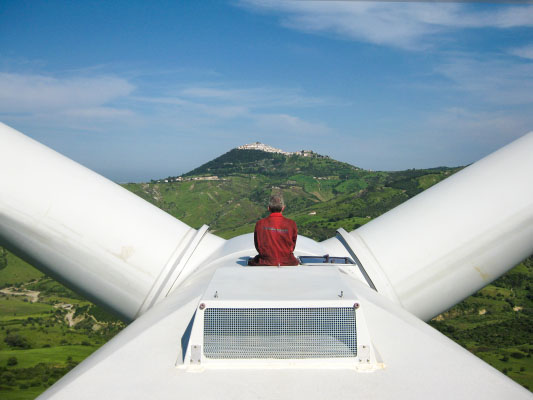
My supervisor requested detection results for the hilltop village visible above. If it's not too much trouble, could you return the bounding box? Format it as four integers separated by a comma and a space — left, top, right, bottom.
237, 142, 318, 157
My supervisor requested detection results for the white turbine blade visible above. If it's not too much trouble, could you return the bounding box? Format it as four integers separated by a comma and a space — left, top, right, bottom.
328, 132, 533, 320
0, 123, 225, 320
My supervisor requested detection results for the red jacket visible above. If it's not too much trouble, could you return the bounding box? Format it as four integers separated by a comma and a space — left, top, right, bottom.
251, 212, 299, 266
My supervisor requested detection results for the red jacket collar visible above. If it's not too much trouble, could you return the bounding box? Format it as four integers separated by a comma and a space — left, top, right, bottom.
269, 212, 283, 217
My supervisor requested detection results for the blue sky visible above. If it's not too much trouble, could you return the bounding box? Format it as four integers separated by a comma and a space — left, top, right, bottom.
1, 0, 532, 182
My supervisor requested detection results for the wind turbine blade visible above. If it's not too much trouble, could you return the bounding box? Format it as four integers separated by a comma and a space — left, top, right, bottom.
333, 132, 533, 320
0, 123, 224, 321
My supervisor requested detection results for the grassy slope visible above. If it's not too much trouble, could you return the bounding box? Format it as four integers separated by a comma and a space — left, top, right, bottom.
0, 252, 43, 287
0, 152, 530, 397
0, 257, 124, 398
0, 346, 95, 369
428, 258, 533, 389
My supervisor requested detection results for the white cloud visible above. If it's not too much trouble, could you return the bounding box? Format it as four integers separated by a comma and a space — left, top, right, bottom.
427, 107, 531, 137
130, 95, 189, 106
0, 72, 134, 113
238, 1, 533, 49
179, 86, 326, 108
509, 44, 533, 60
481, 6, 533, 28
61, 107, 135, 119
180, 87, 246, 100
132, 93, 250, 119
175, 85, 332, 133
0, 70, 332, 141
130, 84, 333, 134
435, 57, 533, 105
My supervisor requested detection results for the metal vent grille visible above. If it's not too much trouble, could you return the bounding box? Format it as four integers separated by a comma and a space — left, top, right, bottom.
203, 307, 357, 359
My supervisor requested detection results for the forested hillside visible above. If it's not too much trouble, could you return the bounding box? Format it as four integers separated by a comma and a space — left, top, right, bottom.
1, 148, 531, 398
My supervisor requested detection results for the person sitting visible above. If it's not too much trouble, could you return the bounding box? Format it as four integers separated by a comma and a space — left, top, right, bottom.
248, 194, 299, 266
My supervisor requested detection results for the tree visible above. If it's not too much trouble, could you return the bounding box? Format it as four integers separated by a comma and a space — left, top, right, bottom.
4, 333, 31, 349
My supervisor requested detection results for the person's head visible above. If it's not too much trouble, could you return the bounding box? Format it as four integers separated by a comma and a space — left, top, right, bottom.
268, 194, 285, 213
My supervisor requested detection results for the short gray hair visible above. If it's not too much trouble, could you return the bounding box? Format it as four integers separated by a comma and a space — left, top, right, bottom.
269, 194, 285, 212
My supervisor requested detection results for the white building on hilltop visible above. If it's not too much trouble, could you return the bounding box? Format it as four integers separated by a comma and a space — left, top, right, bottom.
237, 142, 293, 156
238, 142, 319, 157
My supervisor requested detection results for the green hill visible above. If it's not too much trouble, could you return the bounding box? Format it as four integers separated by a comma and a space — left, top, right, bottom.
1, 145, 531, 398
140, 147, 460, 239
